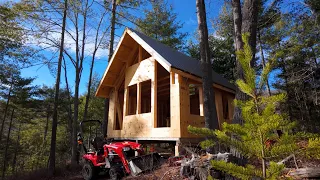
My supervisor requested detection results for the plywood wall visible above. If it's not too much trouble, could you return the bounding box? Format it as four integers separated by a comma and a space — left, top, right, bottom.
107, 58, 181, 139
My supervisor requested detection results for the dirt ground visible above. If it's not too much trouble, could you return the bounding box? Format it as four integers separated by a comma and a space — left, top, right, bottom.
29, 162, 183, 180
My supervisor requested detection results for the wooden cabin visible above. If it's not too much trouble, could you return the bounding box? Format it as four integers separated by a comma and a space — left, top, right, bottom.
96, 28, 235, 155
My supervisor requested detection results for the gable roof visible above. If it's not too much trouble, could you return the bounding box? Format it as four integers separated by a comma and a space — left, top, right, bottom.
129, 29, 235, 90
96, 28, 235, 98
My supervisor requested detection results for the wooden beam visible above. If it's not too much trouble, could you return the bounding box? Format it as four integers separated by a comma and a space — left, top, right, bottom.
126, 42, 139, 67
170, 72, 175, 84
199, 86, 204, 116
138, 45, 143, 62
213, 84, 235, 94
171, 68, 235, 94
115, 64, 126, 89
96, 30, 128, 97
152, 60, 157, 127
123, 87, 128, 118
101, 83, 115, 87
171, 68, 202, 82
122, 43, 133, 51
137, 82, 141, 114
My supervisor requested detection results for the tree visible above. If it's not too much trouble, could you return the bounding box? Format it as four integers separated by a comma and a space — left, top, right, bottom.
135, 0, 187, 50
189, 34, 320, 179
231, 0, 259, 124
196, 0, 218, 131
48, 0, 67, 175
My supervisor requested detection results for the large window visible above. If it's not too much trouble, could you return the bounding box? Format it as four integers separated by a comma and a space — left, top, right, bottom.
114, 81, 124, 130
189, 84, 200, 115
140, 80, 151, 113
127, 84, 137, 115
156, 63, 170, 127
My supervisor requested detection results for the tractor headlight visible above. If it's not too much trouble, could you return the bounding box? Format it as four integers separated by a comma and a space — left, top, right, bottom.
123, 147, 131, 151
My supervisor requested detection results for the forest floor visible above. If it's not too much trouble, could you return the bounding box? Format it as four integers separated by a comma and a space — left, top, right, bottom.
19, 162, 183, 180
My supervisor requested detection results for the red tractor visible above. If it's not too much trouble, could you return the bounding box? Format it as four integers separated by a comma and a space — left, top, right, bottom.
77, 120, 162, 180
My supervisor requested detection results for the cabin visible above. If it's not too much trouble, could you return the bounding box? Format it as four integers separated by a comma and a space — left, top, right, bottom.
96, 28, 235, 155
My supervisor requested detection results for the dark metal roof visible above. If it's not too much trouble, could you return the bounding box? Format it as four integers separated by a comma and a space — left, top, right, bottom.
130, 29, 236, 90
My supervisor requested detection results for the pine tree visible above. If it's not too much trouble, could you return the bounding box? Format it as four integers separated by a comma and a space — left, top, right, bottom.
135, 0, 187, 50
188, 34, 320, 179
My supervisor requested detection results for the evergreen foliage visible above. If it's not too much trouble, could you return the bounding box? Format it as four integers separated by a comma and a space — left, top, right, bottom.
188, 34, 320, 179
135, 0, 187, 50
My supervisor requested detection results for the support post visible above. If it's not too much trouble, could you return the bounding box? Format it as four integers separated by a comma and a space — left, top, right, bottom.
152, 60, 157, 127
199, 86, 204, 116
137, 83, 141, 114
123, 87, 128, 118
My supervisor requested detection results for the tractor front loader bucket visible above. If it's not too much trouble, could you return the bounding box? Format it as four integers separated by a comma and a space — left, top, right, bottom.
128, 152, 163, 176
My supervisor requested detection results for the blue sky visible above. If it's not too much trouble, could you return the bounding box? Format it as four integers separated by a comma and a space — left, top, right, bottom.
20, 0, 227, 95
19, 0, 283, 95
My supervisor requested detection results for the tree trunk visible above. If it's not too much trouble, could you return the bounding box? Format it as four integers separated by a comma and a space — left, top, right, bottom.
0, 80, 12, 142
231, 0, 258, 124
103, 0, 117, 137
242, 0, 258, 64
12, 121, 21, 175
48, 0, 67, 176
1, 109, 14, 180
258, 30, 271, 96
63, 57, 73, 146
231, 0, 245, 125
196, 0, 219, 130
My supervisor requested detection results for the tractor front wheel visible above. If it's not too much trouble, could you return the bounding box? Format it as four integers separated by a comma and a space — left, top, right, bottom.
82, 162, 97, 180
109, 167, 121, 180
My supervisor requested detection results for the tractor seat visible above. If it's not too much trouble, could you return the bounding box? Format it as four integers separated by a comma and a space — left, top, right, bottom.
91, 137, 104, 151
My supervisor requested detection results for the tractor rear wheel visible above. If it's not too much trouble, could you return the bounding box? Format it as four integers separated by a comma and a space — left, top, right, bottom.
82, 162, 97, 180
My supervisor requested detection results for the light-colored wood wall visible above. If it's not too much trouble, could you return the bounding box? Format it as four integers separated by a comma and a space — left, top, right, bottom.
107, 56, 235, 140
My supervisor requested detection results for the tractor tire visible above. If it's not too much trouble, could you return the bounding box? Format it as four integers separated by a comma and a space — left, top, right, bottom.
109, 167, 121, 180
82, 162, 97, 180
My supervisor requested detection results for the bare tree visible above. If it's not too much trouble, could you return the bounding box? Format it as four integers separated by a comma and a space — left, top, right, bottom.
196, 0, 219, 130
83, 11, 109, 122
48, 0, 67, 175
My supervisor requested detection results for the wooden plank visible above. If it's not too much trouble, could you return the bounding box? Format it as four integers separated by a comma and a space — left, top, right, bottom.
170, 73, 181, 136
198, 86, 204, 116
152, 60, 158, 127
178, 74, 190, 137
137, 82, 141, 114
108, 90, 115, 134
125, 57, 155, 87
